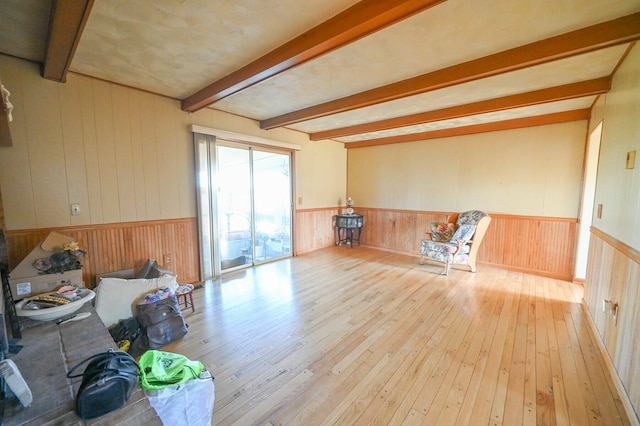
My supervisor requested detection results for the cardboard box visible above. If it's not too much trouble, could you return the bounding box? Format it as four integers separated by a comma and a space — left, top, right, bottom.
9, 269, 83, 299
7, 232, 85, 299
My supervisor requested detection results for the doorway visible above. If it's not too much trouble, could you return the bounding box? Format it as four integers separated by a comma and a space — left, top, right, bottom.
574, 121, 603, 281
194, 134, 292, 279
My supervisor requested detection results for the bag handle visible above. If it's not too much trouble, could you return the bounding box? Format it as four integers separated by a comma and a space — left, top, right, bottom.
67, 349, 139, 379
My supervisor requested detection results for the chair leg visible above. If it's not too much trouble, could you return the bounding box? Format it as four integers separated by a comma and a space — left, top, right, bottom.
419, 255, 425, 265
468, 259, 477, 273
443, 263, 450, 276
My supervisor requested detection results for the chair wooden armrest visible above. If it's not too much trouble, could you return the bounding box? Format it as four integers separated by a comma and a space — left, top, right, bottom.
453, 239, 472, 254
418, 211, 492, 276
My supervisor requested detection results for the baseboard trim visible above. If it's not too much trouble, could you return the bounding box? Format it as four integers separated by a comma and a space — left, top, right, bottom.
581, 300, 640, 425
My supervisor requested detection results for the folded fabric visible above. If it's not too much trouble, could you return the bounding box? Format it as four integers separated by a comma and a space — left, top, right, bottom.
138, 288, 175, 305
139, 350, 204, 391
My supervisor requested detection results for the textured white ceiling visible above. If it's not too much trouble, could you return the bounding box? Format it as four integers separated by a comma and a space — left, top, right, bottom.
336, 97, 597, 143
0, 0, 50, 61
1, 0, 639, 144
291, 45, 628, 135
71, 0, 361, 99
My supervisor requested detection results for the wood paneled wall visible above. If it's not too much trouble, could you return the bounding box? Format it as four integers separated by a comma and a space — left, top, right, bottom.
294, 208, 341, 254
7, 209, 577, 289
295, 207, 578, 280
583, 227, 640, 423
5, 218, 200, 288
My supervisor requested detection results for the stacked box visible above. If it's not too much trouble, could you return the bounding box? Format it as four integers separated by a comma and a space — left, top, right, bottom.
8, 232, 84, 299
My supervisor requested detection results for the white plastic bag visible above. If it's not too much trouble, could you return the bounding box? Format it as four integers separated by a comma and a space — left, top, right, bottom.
145, 370, 215, 426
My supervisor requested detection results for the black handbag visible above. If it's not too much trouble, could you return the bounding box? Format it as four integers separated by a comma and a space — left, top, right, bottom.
136, 294, 188, 349
66, 349, 139, 419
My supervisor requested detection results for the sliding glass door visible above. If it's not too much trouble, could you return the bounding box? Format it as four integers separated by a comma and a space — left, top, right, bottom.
194, 134, 292, 279
217, 145, 252, 270
252, 150, 292, 262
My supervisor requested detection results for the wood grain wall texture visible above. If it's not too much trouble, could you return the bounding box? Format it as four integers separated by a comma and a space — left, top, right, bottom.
0, 56, 196, 230
5, 218, 200, 288
294, 208, 341, 254
295, 207, 577, 280
583, 227, 640, 423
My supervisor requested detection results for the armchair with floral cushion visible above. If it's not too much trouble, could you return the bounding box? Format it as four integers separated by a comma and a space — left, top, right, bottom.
419, 210, 492, 275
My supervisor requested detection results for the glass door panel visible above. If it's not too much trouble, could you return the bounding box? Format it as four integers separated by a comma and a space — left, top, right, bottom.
196, 135, 293, 276
252, 151, 292, 262
217, 145, 252, 271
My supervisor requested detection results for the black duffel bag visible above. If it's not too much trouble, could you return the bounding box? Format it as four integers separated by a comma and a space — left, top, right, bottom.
136, 293, 188, 349
66, 349, 139, 419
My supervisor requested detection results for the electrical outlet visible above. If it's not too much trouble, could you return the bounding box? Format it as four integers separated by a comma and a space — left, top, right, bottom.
163, 254, 171, 265
603, 299, 619, 325
70, 204, 81, 216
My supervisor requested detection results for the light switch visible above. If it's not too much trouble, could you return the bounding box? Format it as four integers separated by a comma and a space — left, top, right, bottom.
70, 203, 81, 216
626, 150, 636, 169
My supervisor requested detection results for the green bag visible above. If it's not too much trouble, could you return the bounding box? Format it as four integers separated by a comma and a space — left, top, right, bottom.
138, 350, 204, 390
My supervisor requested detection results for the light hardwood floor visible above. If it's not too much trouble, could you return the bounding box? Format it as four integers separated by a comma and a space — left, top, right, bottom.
164, 246, 631, 426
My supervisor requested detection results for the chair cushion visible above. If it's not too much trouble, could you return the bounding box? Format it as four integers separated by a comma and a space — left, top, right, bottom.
95, 274, 179, 327
430, 222, 456, 242
420, 240, 471, 265
456, 210, 488, 226
421, 240, 471, 255
450, 224, 476, 243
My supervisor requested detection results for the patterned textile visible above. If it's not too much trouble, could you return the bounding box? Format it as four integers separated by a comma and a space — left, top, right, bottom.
420, 239, 471, 264
450, 224, 476, 243
456, 210, 487, 226
430, 222, 457, 242
420, 210, 487, 268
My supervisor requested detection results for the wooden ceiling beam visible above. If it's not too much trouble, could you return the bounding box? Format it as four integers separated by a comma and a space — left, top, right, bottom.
42, 0, 95, 82
262, 12, 640, 130
310, 77, 611, 140
344, 109, 591, 148
181, 0, 447, 113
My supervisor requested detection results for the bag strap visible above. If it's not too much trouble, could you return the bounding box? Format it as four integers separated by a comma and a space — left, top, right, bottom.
66, 349, 138, 378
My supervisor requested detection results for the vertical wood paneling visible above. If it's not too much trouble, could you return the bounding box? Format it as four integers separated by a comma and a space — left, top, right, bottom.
111, 84, 137, 222
294, 208, 339, 254
23, 72, 69, 227
222, 207, 581, 279
583, 227, 640, 423
154, 96, 181, 219
299, 208, 577, 280
59, 75, 91, 227
128, 89, 147, 220
92, 79, 120, 223
5, 218, 200, 288
140, 92, 161, 219
78, 76, 104, 224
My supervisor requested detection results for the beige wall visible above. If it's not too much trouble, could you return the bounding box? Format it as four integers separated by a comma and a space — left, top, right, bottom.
582, 43, 640, 423
0, 55, 346, 230
589, 43, 640, 251
347, 121, 587, 217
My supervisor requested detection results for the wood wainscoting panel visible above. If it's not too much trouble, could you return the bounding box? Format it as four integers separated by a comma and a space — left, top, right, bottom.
294, 208, 341, 254
479, 214, 577, 280
583, 227, 640, 424
349, 208, 576, 280
5, 218, 200, 288
357, 208, 447, 253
